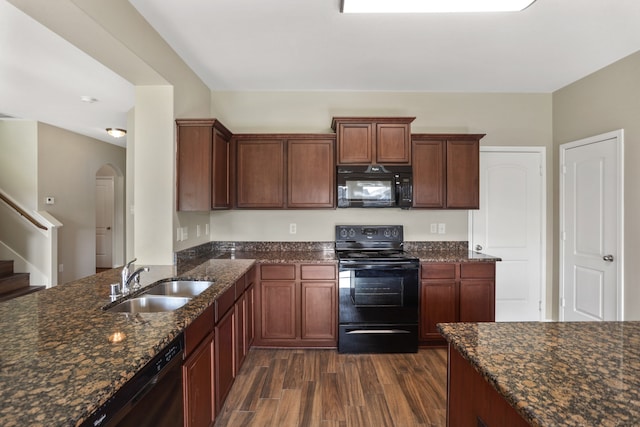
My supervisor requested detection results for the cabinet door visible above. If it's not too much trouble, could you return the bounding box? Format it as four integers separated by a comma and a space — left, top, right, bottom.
412, 139, 445, 208
183, 332, 215, 427
376, 123, 410, 164
177, 123, 212, 211
446, 139, 480, 208
420, 281, 457, 341
215, 308, 236, 412
236, 139, 285, 208
235, 292, 246, 373
301, 281, 336, 342
245, 282, 255, 350
288, 138, 335, 208
337, 123, 373, 164
212, 127, 230, 209
459, 279, 495, 322
259, 281, 297, 341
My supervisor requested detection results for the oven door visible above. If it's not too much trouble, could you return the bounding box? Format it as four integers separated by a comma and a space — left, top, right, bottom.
338, 261, 419, 353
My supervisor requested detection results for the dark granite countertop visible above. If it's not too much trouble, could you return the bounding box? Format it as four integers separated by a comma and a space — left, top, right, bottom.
438, 321, 640, 426
0, 258, 254, 427
409, 249, 501, 263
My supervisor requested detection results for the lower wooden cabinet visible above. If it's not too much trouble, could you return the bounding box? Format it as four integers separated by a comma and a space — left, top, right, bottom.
183, 304, 215, 427
420, 262, 495, 346
448, 345, 528, 426
215, 307, 236, 413
255, 263, 337, 347
183, 331, 215, 427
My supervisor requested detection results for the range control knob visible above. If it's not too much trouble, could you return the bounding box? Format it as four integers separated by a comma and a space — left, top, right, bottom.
339, 229, 348, 238
384, 229, 392, 238
392, 228, 400, 237
348, 228, 356, 238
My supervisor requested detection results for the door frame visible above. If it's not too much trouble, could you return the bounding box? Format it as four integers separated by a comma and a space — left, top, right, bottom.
469, 146, 547, 320
559, 129, 624, 321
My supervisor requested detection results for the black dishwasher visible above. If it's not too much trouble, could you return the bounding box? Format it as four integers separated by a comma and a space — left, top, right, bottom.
81, 333, 184, 427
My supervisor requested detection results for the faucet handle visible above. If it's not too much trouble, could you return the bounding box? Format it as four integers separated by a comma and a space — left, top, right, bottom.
124, 258, 137, 270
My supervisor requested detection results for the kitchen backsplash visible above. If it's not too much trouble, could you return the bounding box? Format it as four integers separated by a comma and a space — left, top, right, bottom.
175, 240, 469, 262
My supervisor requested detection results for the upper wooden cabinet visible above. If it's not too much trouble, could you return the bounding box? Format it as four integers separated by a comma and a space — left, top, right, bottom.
412, 134, 485, 209
331, 117, 415, 165
176, 119, 232, 211
234, 134, 336, 209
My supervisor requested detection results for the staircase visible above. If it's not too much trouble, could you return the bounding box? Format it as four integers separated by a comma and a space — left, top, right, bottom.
0, 260, 45, 302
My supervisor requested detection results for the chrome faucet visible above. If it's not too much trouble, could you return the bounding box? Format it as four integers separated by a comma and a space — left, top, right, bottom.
121, 258, 149, 295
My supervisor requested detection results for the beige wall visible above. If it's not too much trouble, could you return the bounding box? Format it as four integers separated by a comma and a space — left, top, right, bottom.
208, 91, 555, 317
0, 120, 38, 208
38, 122, 125, 283
553, 51, 640, 320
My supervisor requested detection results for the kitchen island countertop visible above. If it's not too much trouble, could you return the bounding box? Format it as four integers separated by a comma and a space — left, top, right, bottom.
438, 321, 640, 426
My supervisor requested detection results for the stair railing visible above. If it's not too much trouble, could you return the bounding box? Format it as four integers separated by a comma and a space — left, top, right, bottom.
0, 191, 47, 230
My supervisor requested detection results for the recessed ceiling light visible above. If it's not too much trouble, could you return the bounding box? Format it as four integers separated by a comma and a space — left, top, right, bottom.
341, 0, 536, 13
80, 96, 99, 103
106, 128, 127, 138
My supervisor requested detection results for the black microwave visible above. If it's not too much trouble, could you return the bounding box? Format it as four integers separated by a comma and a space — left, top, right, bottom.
337, 165, 412, 208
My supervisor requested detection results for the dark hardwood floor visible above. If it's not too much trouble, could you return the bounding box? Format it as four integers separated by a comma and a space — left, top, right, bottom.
214, 348, 448, 427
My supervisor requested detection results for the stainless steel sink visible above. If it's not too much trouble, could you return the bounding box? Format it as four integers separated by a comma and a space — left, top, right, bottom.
143, 280, 215, 298
107, 295, 191, 313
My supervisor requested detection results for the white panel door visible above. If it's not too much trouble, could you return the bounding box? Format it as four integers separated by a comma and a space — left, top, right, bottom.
560, 130, 623, 321
96, 177, 114, 268
470, 148, 545, 321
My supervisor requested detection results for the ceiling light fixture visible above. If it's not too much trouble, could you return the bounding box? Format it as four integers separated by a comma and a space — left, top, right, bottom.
106, 128, 127, 138
341, 0, 536, 13
80, 95, 99, 103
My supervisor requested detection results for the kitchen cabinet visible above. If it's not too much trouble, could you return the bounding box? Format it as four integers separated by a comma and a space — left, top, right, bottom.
235, 137, 285, 208
234, 134, 336, 209
255, 263, 337, 347
332, 117, 415, 165
448, 346, 529, 426
183, 304, 215, 427
288, 138, 335, 208
176, 119, 232, 211
412, 134, 484, 209
215, 302, 236, 413
235, 265, 256, 372
420, 262, 495, 346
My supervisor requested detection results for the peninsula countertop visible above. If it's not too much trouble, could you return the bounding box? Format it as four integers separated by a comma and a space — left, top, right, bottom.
438, 321, 640, 426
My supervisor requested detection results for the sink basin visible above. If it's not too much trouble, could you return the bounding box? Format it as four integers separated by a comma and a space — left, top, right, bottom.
143, 280, 215, 298
108, 295, 191, 313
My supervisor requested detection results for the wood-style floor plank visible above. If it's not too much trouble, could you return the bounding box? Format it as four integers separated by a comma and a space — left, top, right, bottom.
214, 348, 447, 427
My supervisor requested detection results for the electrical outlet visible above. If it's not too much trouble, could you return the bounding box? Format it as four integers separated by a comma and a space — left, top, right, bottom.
438, 223, 446, 234
176, 227, 182, 241
58, 264, 64, 273
205, 224, 209, 235
430, 223, 437, 233
45, 196, 55, 205
196, 224, 201, 237
289, 223, 297, 234
182, 227, 189, 240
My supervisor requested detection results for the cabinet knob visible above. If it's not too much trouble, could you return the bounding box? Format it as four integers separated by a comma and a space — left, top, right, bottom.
475, 245, 483, 251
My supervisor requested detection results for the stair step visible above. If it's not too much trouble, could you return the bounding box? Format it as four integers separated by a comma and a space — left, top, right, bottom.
0, 285, 45, 302
0, 273, 30, 294
0, 260, 14, 278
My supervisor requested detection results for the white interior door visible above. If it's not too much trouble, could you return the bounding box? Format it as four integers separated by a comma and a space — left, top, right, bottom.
560, 130, 624, 321
470, 147, 546, 321
96, 176, 114, 268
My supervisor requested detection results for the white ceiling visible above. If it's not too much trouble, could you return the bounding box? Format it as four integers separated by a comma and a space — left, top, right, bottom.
2, 0, 640, 146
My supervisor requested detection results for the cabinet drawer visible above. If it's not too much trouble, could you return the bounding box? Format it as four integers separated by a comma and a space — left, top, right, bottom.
261, 264, 296, 280
184, 304, 214, 356
460, 262, 495, 279
422, 263, 456, 279
301, 264, 336, 280
215, 283, 237, 323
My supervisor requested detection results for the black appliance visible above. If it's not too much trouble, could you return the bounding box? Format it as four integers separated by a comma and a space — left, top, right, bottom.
81, 334, 184, 427
337, 165, 412, 208
336, 225, 419, 353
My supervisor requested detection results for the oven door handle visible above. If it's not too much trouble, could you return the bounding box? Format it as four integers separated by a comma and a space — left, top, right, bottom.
345, 329, 411, 335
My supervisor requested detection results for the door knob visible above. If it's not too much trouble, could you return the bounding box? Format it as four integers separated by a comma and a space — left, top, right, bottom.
475, 244, 483, 251
107, 226, 111, 230
603, 254, 614, 262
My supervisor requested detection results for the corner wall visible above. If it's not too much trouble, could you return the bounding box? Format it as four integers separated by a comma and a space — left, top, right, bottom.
553, 51, 640, 320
